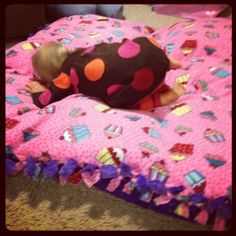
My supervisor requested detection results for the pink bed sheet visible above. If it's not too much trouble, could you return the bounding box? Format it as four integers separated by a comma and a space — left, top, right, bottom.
6, 14, 232, 230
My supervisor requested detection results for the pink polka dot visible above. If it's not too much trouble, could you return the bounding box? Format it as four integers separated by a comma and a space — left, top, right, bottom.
132, 68, 154, 91
118, 39, 141, 58
107, 84, 124, 95
39, 89, 51, 106
81, 45, 95, 56
70, 68, 79, 93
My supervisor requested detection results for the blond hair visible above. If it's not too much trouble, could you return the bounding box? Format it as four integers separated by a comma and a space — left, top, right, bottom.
32, 41, 71, 83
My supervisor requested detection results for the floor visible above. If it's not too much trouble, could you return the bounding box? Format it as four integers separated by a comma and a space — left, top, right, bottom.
6, 174, 211, 231
123, 4, 186, 28
5, 4, 231, 50
6, 36, 26, 49
6, 4, 187, 50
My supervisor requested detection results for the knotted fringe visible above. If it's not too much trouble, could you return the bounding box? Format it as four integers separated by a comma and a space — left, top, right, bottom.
5, 145, 231, 230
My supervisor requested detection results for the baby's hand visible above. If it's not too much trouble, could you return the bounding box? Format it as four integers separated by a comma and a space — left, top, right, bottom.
25, 81, 47, 93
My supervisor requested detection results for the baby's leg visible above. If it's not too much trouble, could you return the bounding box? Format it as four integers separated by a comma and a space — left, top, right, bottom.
137, 83, 186, 111
135, 57, 182, 111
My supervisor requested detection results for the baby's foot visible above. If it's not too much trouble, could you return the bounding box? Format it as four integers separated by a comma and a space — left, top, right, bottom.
169, 58, 182, 70
172, 83, 186, 97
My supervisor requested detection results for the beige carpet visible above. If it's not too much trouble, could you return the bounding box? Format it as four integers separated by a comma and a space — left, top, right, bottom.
122, 4, 187, 28
6, 174, 211, 231
6, 4, 211, 231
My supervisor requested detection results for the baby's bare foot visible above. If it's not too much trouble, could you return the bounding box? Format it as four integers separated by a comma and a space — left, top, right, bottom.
169, 58, 182, 70
172, 83, 186, 97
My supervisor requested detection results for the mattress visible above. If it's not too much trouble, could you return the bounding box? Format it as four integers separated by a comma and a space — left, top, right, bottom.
6, 14, 232, 230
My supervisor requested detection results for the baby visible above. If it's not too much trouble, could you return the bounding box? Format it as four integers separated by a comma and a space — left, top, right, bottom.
26, 38, 186, 111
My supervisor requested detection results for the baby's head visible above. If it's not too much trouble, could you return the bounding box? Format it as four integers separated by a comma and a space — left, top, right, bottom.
32, 41, 71, 84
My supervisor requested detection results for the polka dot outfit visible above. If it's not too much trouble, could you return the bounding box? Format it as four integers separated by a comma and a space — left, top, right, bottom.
32, 37, 170, 109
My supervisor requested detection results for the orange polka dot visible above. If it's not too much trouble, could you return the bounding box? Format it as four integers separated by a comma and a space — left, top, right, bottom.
53, 73, 71, 89
84, 58, 105, 81
139, 96, 154, 111
148, 38, 160, 48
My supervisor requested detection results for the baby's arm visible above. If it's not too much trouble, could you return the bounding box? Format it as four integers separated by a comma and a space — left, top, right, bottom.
25, 73, 74, 108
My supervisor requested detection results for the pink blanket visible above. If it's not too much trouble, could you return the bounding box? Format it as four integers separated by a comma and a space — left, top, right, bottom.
6, 15, 232, 230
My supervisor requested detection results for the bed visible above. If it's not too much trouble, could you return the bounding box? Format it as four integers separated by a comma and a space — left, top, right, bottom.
6, 14, 232, 230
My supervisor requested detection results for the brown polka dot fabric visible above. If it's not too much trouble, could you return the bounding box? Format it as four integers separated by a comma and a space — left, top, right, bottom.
32, 37, 170, 109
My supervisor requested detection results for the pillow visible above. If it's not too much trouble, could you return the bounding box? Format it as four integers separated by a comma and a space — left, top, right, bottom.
97, 4, 123, 18
151, 4, 228, 18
